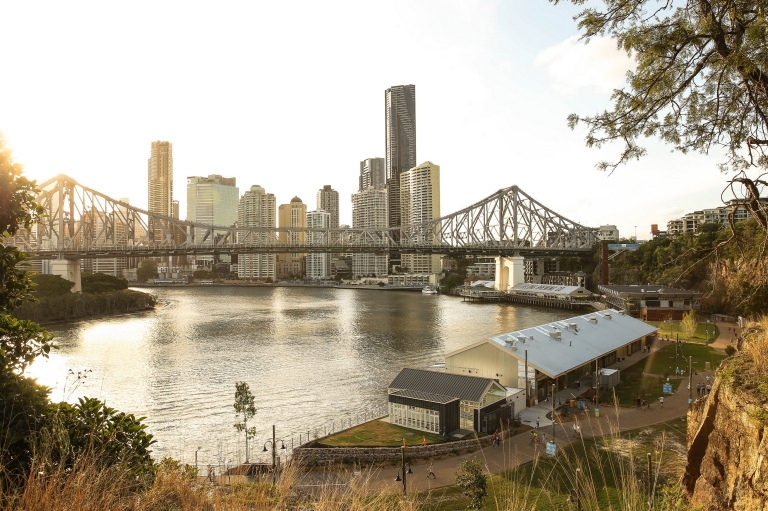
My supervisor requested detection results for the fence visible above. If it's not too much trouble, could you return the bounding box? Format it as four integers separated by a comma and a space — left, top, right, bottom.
192, 403, 389, 476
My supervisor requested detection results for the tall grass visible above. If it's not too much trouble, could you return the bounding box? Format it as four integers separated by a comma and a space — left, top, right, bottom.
2, 403, 694, 510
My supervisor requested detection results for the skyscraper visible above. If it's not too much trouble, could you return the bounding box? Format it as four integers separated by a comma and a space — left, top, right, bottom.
148, 141, 173, 245
359, 157, 386, 192
316, 185, 339, 228
237, 185, 276, 280
306, 210, 331, 279
400, 161, 440, 274
351, 186, 388, 277
186, 175, 239, 266
385, 84, 416, 268
276, 197, 307, 279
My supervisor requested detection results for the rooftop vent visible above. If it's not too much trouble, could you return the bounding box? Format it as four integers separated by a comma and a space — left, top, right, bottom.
505, 340, 518, 351
588, 316, 598, 324
514, 335, 527, 344
566, 323, 579, 332
604, 312, 612, 320
548, 329, 562, 341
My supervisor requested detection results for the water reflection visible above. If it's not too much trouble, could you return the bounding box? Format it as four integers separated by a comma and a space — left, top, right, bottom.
28, 287, 572, 463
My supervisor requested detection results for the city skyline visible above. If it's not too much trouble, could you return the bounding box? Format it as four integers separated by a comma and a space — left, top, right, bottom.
1, 1, 742, 241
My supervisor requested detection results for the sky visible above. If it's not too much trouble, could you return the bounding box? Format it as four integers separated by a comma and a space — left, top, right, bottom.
1, 0, 736, 240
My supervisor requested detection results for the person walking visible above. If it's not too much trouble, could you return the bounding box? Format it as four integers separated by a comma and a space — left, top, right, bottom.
427, 462, 436, 479
706, 384, 711, 394
659, 396, 664, 409
636, 396, 641, 408
536, 417, 540, 428
572, 422, 579, 437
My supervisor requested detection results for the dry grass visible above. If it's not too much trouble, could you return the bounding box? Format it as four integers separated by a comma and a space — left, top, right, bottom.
742, 316, 768, 376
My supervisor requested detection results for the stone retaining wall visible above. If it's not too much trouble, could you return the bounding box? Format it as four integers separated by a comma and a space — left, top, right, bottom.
293, 435, 497, 465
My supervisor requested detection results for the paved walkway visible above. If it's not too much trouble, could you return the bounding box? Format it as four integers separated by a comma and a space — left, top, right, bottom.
708, 321, 740, 352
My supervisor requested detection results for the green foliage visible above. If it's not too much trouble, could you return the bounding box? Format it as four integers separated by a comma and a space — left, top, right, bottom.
15, 289, 156, 322
136, 259, 158, 282
441, 273, 466, 294
680, 311, 698, 342
0, 314, 56, 374
454, 457, 487, 510
0, 371, 51, 478
81, 272, 128, 294
29, 273, 75, 298
193, 269, 212, 280
725, 344, 737, 356
552, 0, 768, 205
45, 397, 155, 480
605, 220, 768, 316
233, 382, 257, 459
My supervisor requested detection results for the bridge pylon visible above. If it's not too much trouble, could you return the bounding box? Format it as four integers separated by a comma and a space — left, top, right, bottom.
51, 259, 82, 293
494, 256, 524, 292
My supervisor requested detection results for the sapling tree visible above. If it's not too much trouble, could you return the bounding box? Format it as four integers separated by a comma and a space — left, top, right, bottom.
455, 457, 488, 510
233, 381, 257, 463
681, 310, 699, 342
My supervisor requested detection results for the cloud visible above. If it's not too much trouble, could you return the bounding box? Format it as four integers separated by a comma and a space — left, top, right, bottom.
534, 35, 635, 95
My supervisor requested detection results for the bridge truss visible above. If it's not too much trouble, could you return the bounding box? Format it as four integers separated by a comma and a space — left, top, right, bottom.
8, 175, 600, 260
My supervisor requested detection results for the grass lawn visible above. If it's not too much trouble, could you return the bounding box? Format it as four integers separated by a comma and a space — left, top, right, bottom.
319, 419, 449, 447
416, 421, 689, 510
610, 343, 726, 406
648, 320, 720, 343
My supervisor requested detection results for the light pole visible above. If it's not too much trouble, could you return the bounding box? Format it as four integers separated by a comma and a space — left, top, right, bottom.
262, 425, 286, 483
706, 319, 711, 346
195, 446, 202, 471
688, 355, 693, 403
551, 383, 556, 443
394, 446, 412, 496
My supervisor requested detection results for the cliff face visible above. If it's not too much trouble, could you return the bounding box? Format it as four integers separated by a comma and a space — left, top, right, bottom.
685, 335, 768, 510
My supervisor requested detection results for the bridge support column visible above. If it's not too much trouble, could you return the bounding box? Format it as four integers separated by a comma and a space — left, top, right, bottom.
51, 259, 82, 293
494, 256, 524, 292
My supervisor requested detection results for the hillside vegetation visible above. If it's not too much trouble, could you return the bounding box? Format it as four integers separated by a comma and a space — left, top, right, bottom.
605, 220, 767, 316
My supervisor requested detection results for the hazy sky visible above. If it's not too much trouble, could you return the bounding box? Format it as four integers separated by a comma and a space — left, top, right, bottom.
2, 1, 735, 239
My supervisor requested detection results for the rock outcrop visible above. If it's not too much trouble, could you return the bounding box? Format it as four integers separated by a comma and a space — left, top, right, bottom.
685, 331, 768, 510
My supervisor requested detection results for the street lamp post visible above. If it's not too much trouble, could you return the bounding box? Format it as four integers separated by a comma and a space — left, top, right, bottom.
688, 356, 693, 403
706, 319, 711, 346
195, 446, 202, 471
262, 425, 286, 483
394, 446, 412, 497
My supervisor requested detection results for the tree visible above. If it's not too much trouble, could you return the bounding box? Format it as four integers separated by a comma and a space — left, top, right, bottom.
29, 273, 75, 298
136, 260, 158, 282
553, 0, 768, 231
81, 272, 129, 294
455, 457, 487, 510
233, 381, 257, 463
681, 310, 699, 341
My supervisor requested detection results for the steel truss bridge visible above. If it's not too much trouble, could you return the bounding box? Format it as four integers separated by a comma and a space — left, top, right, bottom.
9, 175, 600, 260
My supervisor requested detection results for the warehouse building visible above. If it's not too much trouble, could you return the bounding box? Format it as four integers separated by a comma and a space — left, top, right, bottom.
445, 310, 657, 404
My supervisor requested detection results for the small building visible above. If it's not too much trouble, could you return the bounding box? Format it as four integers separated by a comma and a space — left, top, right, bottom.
445, 310, 656, 403
598, 368, 620, 390
598, 285, 702, 320
388, 368, 508, 434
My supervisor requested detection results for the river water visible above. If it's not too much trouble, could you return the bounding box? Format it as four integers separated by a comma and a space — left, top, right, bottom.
28, 286, 572, 466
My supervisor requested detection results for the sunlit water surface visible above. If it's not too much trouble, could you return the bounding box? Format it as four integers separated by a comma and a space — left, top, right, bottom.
28, 287, 572, 465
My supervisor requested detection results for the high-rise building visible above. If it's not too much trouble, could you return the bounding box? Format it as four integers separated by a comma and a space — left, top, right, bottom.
276, 197, 307, 279
400, 161, 440, 274
359, 157, 386, 192
186, 175, 239, 266
385, 85, 416, 230
237, 185, 276, 280
351, 186, 388, 277
306, 210, 331, 279
385, 85, 416, 268
148, 141, 173, 246
316, 185, 339, 228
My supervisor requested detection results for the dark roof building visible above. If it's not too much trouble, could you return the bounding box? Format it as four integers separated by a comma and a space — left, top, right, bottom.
387, 368, 509, 435
598, 285, 701, 320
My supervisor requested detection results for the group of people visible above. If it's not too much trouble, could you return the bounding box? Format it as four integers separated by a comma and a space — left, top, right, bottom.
696, 376, 712, 396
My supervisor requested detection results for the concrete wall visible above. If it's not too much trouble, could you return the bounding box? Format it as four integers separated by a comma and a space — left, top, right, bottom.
446, 342, 522, 389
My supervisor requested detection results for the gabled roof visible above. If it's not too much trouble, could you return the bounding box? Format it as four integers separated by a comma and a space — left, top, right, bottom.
446, 309, 657, 378
389, 368, 499, 403
389, 389, 459, 404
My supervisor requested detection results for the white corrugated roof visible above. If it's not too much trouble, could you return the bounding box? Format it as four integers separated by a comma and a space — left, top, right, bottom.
509, 283, 590, 296
484, 309, 657, 377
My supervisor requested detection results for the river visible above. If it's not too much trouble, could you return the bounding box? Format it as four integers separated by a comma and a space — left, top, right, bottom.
28, 286, 573, 466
